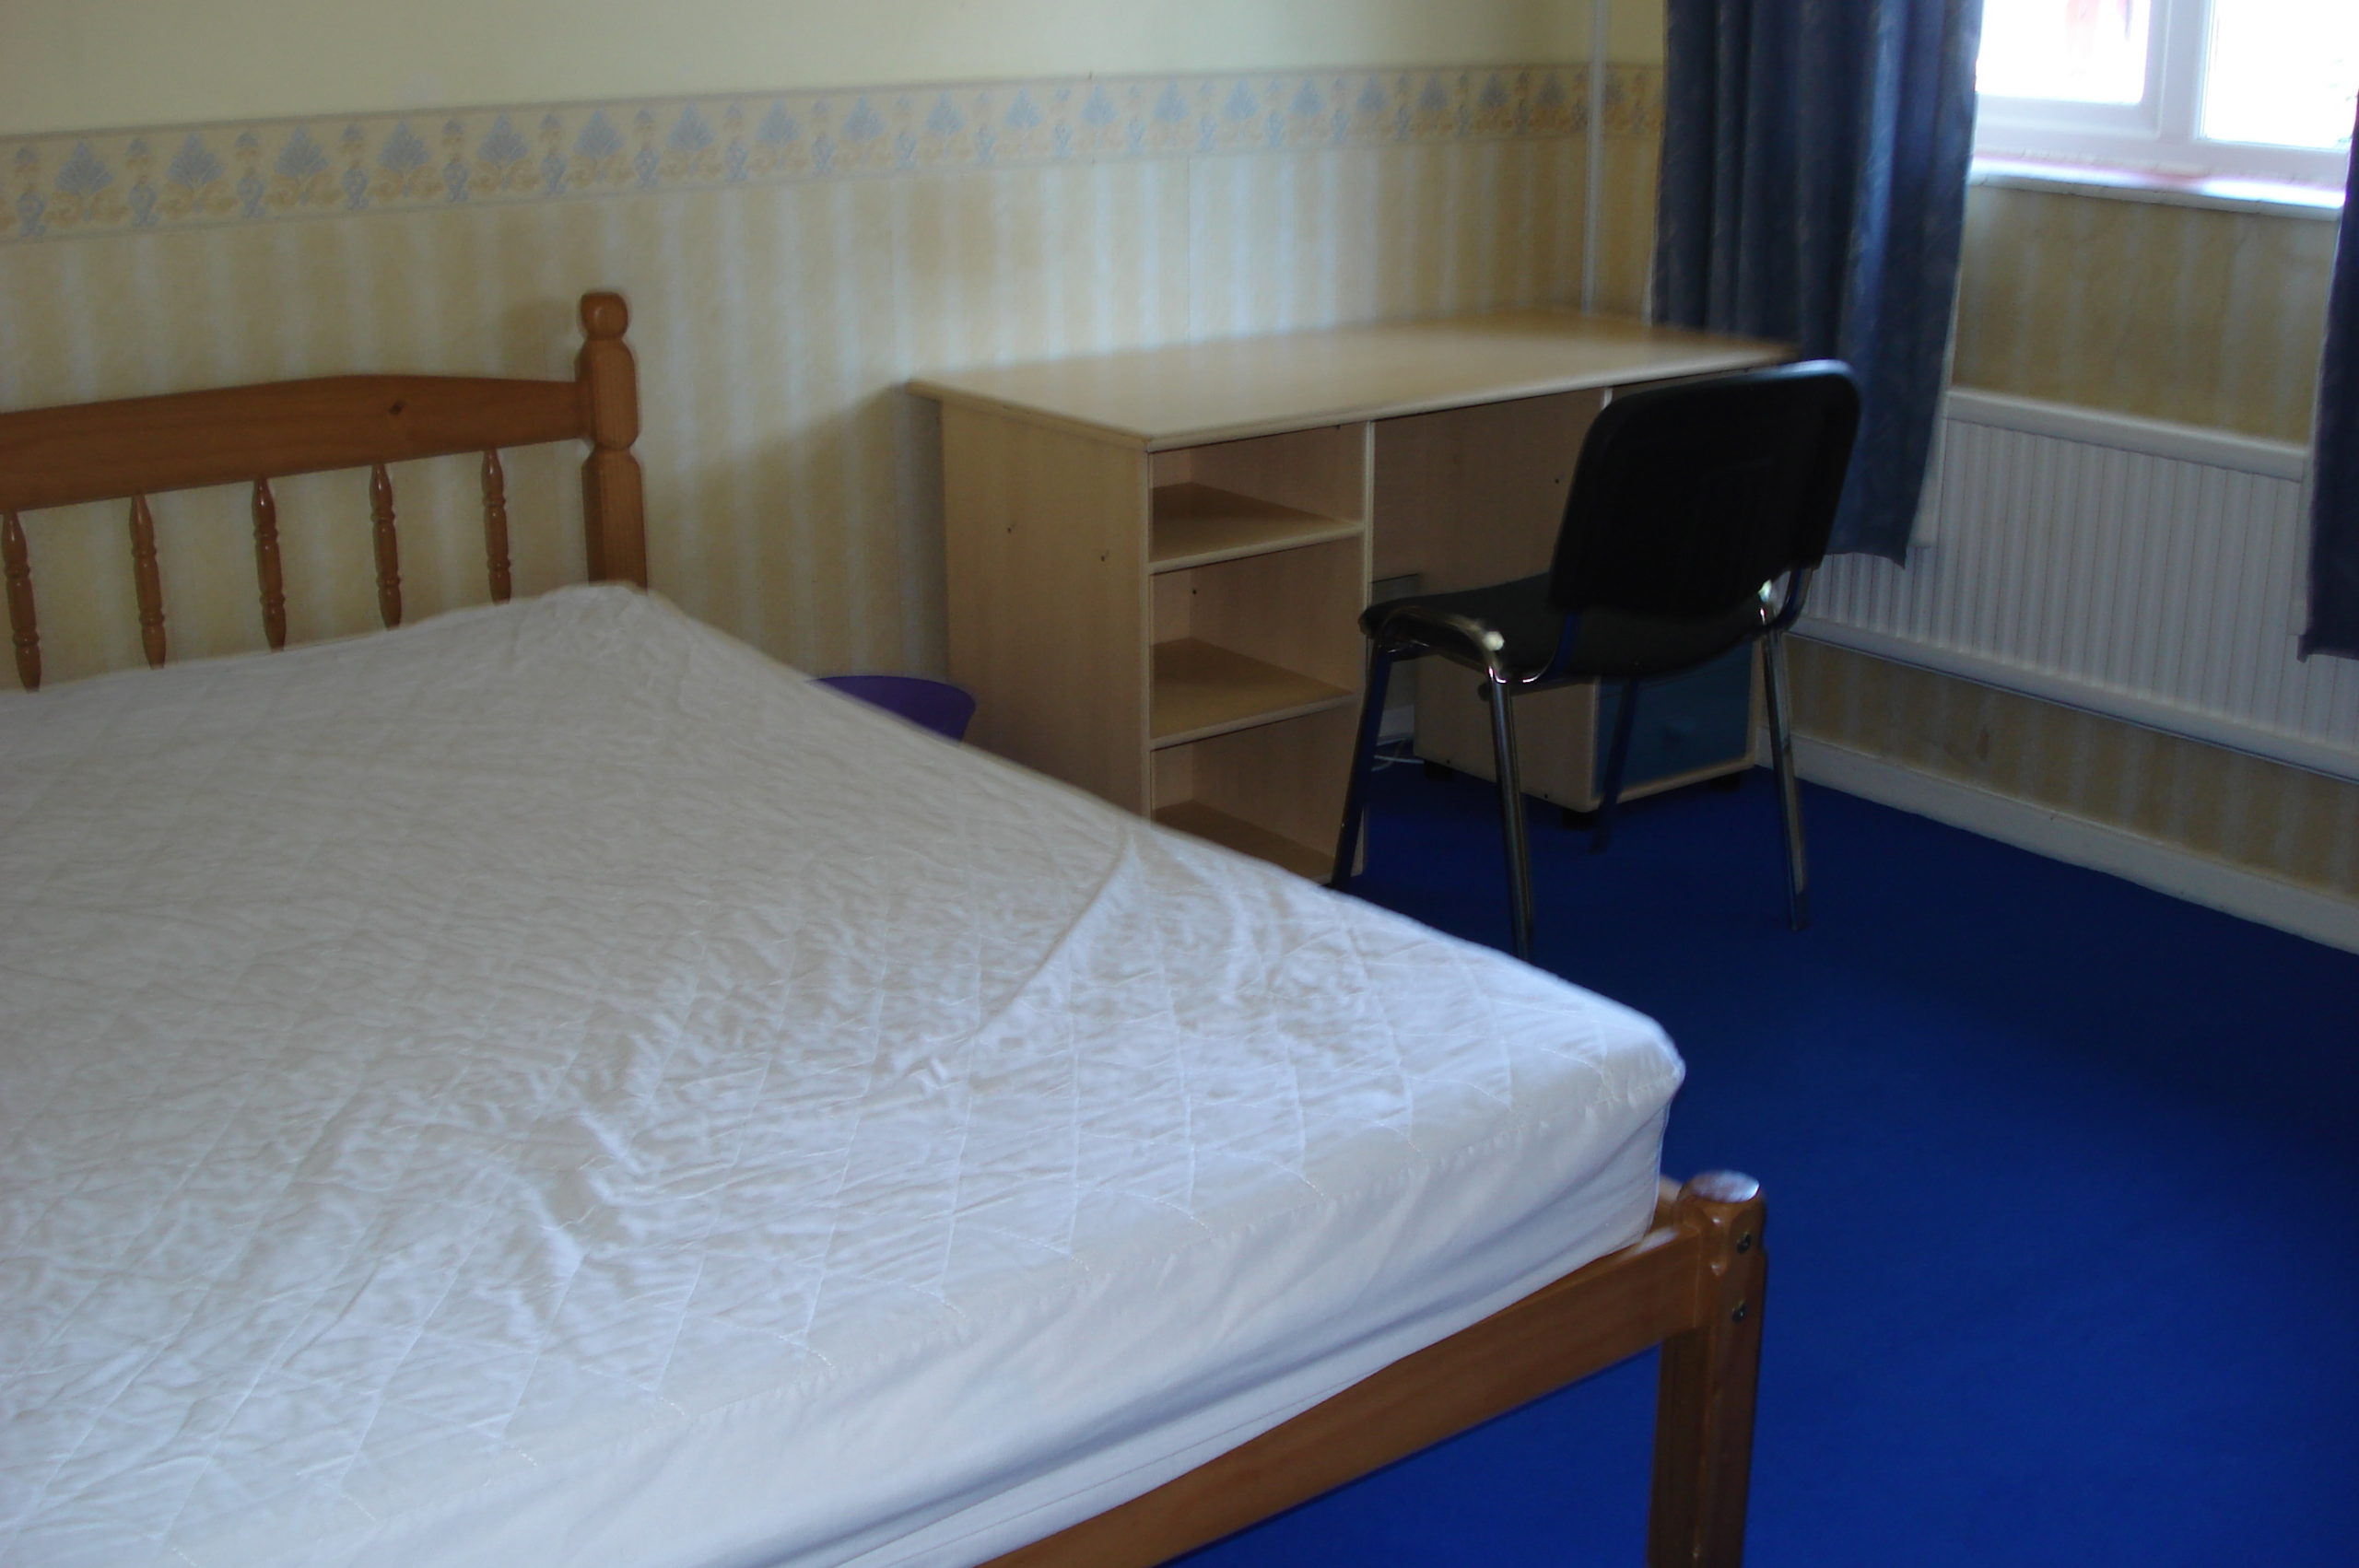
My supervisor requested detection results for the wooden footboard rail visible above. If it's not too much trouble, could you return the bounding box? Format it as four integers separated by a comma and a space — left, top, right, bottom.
0, 291, 644, 692
994, 1173, 1766, 1568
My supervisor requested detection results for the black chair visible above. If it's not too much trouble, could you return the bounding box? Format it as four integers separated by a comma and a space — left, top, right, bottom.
1330, 361, 1861, 961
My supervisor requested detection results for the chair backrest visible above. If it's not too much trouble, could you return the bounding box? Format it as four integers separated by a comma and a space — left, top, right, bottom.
1547, 360, 1860, 618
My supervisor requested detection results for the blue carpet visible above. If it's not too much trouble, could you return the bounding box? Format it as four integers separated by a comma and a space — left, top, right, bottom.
1180, 766, 2359, 1567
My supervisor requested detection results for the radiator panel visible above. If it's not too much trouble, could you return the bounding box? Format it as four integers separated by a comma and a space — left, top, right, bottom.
1803, 392, 2359, 782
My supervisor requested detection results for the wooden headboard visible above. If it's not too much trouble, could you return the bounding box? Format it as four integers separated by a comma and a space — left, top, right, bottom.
0, 290, 645, 692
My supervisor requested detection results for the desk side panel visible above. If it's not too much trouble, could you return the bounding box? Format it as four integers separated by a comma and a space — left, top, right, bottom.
1371, 389, 1602, 589
1376, 391, 1609, 807
943, 406, 1151, 813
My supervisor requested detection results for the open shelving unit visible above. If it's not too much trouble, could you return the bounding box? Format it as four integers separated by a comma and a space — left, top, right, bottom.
940, 410, 1370, 881
1143, 430, 1368, 878
1146, 482, 1362, 752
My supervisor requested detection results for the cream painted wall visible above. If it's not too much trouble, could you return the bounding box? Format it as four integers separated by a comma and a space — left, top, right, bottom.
3, 0, 1598, 136
1602, 0, 1665, 62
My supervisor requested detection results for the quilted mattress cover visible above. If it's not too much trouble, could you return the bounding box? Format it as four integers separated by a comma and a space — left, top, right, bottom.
0, 587, 1684, 1568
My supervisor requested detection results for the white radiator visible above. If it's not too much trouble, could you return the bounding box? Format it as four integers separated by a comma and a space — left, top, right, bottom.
1802, 389, 2359, 782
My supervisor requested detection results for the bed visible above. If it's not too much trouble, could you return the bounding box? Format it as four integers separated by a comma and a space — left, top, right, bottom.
0, 293, 1768, 1568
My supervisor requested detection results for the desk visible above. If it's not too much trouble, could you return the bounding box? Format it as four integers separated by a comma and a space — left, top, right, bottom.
912, 310, 1784, 879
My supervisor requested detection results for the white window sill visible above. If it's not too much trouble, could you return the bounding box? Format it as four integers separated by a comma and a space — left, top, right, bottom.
1970, 156, 2345, 220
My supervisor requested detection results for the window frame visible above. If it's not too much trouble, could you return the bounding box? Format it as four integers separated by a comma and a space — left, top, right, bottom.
1974, 0, 2353, 193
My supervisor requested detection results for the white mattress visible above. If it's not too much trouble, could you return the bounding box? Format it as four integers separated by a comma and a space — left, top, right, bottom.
0, 587, 1683, 1568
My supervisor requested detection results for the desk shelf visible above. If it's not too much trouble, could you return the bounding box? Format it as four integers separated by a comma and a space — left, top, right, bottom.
1151, 638, 1353, 747
1153, 800, 1332, 880
1151, 704, 1356, 883
1150, 484, 1362, 573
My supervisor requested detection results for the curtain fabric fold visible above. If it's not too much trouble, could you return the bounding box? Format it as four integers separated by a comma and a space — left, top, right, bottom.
2302, 103, 2359, 661
1654, 0, 1983, 561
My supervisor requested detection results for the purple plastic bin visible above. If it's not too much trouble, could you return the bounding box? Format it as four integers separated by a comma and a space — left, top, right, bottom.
815, 674, 978, 743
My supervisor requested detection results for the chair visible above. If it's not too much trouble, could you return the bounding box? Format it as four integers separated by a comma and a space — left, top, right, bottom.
1330, 361, 1861, 961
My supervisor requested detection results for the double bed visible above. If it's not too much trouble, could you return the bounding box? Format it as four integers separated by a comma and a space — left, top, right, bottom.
0, 294, 1767, 1568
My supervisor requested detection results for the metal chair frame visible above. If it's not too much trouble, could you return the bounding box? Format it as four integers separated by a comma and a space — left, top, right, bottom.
1331, 581, 1815, 962
1327, 359, 1860, 962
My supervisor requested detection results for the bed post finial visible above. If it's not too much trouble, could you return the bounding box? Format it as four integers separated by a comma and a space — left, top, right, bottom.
577, 290, 647, 589
581, 291, 629, 343
1649, 1171, 1766, 1568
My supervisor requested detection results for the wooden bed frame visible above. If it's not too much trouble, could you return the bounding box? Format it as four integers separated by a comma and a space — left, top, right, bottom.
0, 290, 1769, 1568
0, 291, 646, 689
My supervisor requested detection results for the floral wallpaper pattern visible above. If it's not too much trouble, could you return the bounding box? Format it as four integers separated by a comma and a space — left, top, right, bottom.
4, 64, 1667, 245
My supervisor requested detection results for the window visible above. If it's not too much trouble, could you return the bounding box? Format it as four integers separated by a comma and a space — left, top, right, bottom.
1976, 0, 2356, 191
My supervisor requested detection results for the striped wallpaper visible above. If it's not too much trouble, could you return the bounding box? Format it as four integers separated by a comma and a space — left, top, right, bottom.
0, 64, 1659, 690
1788, 638, 2359, 903
1951, 182, 2338, 442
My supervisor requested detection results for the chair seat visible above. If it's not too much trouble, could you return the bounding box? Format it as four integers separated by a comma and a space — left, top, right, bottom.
1363, 574, 1766, 682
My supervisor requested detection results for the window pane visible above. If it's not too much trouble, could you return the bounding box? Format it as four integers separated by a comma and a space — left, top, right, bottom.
2201, 0, 2359, 151
1978, 0, 2150, 104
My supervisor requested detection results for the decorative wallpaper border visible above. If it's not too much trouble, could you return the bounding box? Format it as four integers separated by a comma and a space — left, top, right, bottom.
3, 64, 1665, 245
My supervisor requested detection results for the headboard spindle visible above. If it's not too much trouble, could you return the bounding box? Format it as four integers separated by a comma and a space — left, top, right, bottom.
482, 451, 512, 603
128, 496, 166, 667
3, 512, 36, 690
252, 478, 287, 649
368, 462, 402, 628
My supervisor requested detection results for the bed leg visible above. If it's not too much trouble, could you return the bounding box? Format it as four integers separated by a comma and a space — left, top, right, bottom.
1648, 1172, 1766, 1568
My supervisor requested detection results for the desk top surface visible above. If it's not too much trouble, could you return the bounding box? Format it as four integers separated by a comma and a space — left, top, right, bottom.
910, 310, 1787, 451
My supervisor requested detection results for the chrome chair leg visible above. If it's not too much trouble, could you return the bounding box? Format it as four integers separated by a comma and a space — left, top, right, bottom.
1763, 631, 1810, 930
1591, 678, 1640, 854
1329, 647, 1395, 892
1484, 675, 1535, 961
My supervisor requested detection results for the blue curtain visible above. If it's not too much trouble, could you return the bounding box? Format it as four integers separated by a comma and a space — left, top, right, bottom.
1654, 0, 1983, 561
2302, 104, 2359, 660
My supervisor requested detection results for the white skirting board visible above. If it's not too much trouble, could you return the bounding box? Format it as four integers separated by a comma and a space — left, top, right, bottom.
1792, 735, 2359, 956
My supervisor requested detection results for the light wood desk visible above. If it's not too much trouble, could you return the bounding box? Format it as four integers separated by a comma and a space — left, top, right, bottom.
912, 310, 1784, 879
